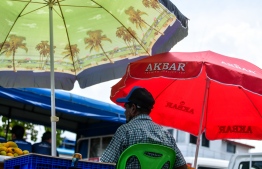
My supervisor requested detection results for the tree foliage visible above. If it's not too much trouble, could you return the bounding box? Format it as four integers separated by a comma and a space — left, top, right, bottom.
0, 116, 64, 146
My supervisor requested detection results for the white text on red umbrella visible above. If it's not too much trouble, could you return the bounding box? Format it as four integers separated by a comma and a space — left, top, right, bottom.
145, 63, 186, 72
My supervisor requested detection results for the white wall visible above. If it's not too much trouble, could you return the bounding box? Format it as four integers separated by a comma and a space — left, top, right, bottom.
164, 128, 250, 161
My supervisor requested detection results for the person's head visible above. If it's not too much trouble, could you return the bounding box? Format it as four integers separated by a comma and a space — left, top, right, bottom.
42, 131, 51, 143
116, 86, 155, 123
11, 125, 25, 140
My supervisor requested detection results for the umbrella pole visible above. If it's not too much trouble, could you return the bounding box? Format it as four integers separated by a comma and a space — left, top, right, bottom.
49, 3, 57, 157
193, 79, 210, 168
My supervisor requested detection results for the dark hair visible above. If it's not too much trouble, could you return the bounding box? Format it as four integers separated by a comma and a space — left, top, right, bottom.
42, 131, 51, 141
11, 125, 25, 139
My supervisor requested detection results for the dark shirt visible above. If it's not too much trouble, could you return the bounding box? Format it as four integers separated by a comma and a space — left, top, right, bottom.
32, 141, 59, 156
0, 137, 6, 143
12, 139, 32, 152
100, 114, 186, 168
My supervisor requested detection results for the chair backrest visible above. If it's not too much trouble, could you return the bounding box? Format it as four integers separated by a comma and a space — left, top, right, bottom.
116, 143, 176, 169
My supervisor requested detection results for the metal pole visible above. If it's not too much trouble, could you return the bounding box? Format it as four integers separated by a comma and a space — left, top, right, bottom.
49, 2, 57, 157
249, 154, 252, 169
193, 78, 210, 168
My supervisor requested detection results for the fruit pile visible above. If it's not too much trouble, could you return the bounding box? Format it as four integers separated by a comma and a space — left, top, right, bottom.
0, 141, 29, 157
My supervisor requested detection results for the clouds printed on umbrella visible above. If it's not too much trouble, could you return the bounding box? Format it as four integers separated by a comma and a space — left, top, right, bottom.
0, 0, 188, 90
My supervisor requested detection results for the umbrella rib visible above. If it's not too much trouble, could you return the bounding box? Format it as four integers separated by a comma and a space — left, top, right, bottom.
53, 7, 62, 18
154, 79, 177, 101
91, 0, 151, 56
0, 0, 31, 53
241, 88, 262, 118
20, 5, 48, 17
59, 5, 101, 8
56, 0, 77, 75
9, 0, 46, 4
54, 4, 101, 19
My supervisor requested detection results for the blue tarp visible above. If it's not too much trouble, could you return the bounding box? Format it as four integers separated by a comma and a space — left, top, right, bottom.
0, 87, 125, 132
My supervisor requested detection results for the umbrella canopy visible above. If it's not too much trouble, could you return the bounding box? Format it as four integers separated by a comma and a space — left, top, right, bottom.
0, 87, 125, 132
110, 51, 262, 167
0, 0, 188, 90
0, 0, 188, 155
111, 51, 262, 140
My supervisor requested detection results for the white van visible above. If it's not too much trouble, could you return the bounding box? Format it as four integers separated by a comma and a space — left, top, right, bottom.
184, 157, 229, 169
228, 153, 262, 169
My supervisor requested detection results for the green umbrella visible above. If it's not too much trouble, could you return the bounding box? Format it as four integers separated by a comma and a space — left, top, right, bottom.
0, 0, 188, 156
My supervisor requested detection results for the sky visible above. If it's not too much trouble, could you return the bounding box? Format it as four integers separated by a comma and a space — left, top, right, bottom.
68, 0, 262, 152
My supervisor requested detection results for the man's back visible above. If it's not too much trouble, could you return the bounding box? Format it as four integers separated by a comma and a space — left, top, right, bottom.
32, 141, 51, 155
121, 114, 176, 149
32, 141, 59, 156
101, 114, 186, 168
12, 139, 32, 152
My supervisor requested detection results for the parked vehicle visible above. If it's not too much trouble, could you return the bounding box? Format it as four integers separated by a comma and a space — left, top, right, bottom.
228, 153, 262, 169
185, 153, 262, 169
184, 157, 229, 169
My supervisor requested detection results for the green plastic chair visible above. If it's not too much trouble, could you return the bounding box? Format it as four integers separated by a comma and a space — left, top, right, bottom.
116, 143, 176, 169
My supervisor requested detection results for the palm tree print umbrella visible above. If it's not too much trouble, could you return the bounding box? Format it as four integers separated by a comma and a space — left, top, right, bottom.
0, 0, 188, 89
0, 0, 188, 155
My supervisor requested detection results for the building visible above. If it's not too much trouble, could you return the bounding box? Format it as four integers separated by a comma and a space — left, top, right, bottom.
75, 127, 255, 160
74, 126, 255, 160
165, 128, 255, 160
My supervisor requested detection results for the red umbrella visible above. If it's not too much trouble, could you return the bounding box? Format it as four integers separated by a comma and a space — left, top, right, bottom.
110, 51, 262, 167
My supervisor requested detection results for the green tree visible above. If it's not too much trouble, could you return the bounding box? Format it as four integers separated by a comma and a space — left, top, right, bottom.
0, 116, 64, 146
44, 126, 64, 146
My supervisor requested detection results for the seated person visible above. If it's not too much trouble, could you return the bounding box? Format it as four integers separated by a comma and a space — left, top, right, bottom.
0, 136, 6, 143
32, 131, 59, 156
11, 125, 32, 152
100, 87, 187, 169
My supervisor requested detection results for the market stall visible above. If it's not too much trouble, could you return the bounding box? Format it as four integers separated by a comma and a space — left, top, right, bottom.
4, 153, 115, 169
0, 87, 125, 134
0, 87, 125, 168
